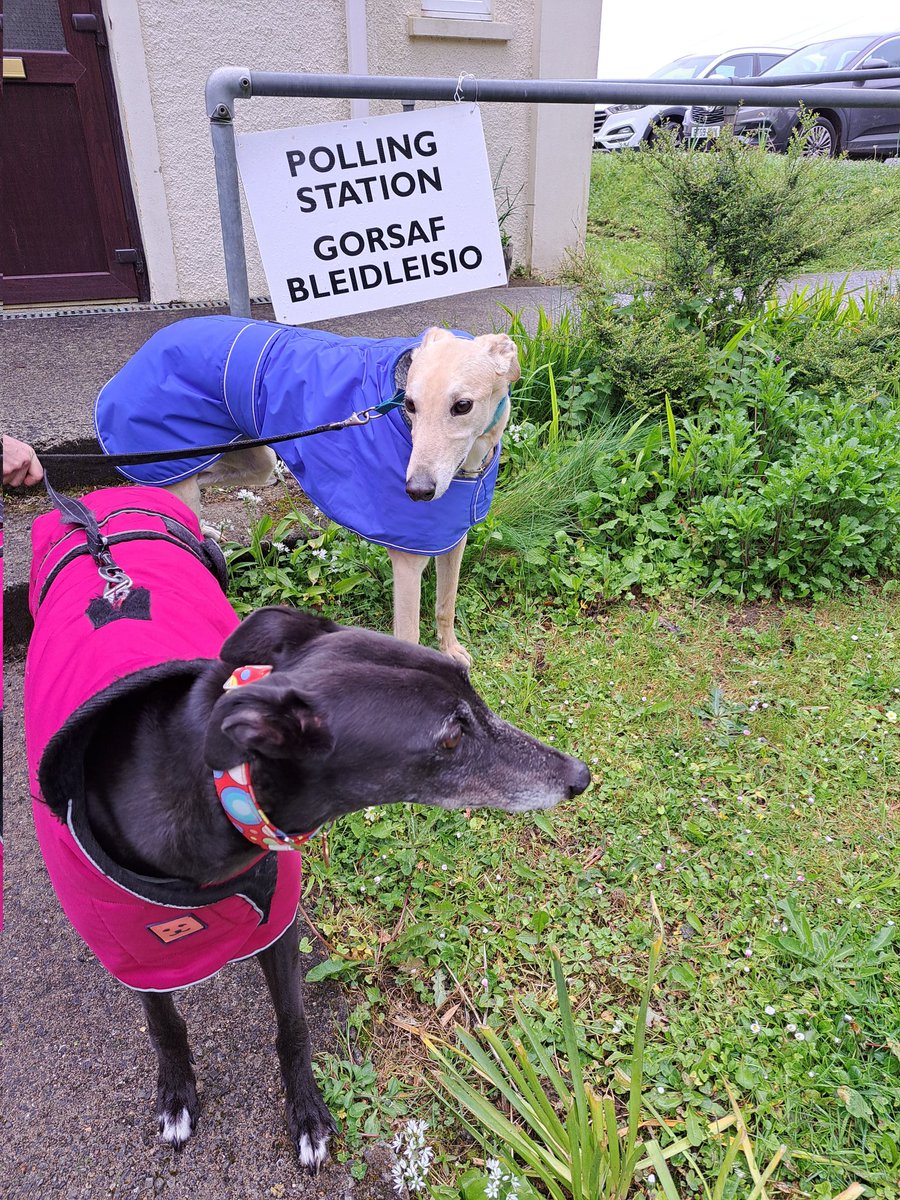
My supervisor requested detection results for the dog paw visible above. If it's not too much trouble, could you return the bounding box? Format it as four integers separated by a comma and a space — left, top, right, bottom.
297, 1131, 330, 1172
443, 642, 473, 668
159, 1105, 195, 1149
156, 1079, 199, 1149
287, 1096, 337, 1173
200, 522, 223, 543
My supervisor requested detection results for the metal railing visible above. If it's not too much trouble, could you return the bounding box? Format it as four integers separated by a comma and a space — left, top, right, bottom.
205, 66, 900, 317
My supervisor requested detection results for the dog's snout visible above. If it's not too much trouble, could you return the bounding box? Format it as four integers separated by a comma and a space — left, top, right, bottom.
567, 759, 591, 798
406, 477, 436, 502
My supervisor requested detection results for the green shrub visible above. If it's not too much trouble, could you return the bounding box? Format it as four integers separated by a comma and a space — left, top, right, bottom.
467, 347, 900, 605
576, 293, 712, 414
644, 120, 863, 335
583, 149, 900, 288
577, 125, 899, 416
728, 282, 900, 403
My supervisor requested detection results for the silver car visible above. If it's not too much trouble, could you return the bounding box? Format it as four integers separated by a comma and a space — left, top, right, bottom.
594, 47, 791, 150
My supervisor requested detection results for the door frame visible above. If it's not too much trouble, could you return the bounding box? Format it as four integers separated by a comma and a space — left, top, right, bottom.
2, 0, 150, 304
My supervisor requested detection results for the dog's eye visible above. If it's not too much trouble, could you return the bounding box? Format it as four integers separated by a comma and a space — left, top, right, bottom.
404, 398, 417, 415
441, 725, 463, 750
451, 399, 473, 416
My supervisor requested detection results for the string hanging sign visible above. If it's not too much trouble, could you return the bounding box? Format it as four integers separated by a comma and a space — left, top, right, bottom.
235, 104, 506, 323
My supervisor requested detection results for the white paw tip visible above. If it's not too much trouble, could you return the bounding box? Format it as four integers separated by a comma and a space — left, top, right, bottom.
298, 1132, 330, 1169
160, 1106, 193, 1145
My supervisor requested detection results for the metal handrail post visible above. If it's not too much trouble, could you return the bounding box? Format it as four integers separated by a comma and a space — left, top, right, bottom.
207, 68, 253, 316
209, 116, 252, 318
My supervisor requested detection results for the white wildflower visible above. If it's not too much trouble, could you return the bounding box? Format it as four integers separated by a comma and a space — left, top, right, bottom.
485, 1158, 522, 1200
391, 1119, 434, 1195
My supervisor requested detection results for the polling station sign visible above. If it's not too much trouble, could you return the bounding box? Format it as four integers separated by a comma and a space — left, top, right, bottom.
235, 104, 507, 323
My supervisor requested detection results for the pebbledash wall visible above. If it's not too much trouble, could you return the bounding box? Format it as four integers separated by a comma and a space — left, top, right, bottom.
103, 0, 603, 306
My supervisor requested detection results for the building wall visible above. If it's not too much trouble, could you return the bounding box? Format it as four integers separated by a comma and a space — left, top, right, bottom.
528, 0, 605, 277
367, 1, 534, 271
104, 1, 600, 304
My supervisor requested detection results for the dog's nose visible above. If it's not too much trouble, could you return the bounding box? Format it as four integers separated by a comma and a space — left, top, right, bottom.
406, 477, 436, 502
567, 760, 591, 798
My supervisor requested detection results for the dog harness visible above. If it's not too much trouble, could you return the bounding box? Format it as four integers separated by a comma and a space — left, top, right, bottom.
94, 316, 502, 556
24, 486, 303, 992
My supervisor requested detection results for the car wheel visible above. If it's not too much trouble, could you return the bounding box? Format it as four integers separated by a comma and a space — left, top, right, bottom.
648, 119, 683, 146
800, 116, 837, 157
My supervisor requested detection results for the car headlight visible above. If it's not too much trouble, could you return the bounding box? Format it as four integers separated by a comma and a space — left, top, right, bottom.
608, 104, 643, 115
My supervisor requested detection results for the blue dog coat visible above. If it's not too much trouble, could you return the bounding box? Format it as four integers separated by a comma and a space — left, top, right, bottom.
94, 317, 502, 556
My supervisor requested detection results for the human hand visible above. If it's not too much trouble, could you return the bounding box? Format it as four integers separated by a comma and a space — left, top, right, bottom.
3, 436, 45, 486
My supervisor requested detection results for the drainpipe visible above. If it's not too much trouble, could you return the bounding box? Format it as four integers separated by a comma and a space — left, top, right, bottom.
345, 0, 370, 119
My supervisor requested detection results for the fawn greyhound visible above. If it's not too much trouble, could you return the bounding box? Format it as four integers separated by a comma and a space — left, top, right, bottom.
94, 318, 520, 665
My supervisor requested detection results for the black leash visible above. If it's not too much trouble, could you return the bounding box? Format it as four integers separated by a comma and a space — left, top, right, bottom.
38, 393, 405, 468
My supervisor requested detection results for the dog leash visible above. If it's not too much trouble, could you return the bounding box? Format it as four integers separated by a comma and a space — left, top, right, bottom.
37, 392, 406, 468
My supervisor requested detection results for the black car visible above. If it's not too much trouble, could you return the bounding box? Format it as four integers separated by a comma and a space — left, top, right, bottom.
690, 32, 900, 157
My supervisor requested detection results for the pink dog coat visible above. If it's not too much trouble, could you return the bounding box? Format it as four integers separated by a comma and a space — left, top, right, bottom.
25, 486, 303, 992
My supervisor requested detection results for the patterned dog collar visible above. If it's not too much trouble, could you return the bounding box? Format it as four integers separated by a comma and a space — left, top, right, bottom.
213, 664, 317, 852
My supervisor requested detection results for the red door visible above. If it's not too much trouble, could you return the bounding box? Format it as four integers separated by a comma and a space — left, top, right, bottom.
1, 0, 147, 304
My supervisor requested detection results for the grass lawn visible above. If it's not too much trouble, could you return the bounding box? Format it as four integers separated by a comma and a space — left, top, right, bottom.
272, 575, 900, 1194
583, 152, 900, 290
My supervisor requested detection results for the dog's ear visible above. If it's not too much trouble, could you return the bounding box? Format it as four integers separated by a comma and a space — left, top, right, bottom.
205, 683, 333, 768
219, 607, 340, 670
479, 333, 521, 384
413, 327, 455, 356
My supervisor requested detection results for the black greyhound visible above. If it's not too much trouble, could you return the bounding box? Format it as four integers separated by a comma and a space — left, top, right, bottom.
64, 606, 590, 1170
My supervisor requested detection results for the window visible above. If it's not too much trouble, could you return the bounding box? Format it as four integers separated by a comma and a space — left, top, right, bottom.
409, 1, 510, 42
650, 56, 715, 80
711, 55, 755, 79
422, 0, 491, 17
763, 37, 873, 76
758, 54, 787, 73
866, 37, 900, 69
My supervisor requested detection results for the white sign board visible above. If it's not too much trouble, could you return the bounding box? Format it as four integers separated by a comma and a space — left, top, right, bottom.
235, 105, 507, 323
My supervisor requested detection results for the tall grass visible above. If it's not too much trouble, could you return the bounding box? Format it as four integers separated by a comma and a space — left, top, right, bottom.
502, 305, 598, 428
424, 901, 843, 1200
724, 278, 897, 353
485, 415, 646, 555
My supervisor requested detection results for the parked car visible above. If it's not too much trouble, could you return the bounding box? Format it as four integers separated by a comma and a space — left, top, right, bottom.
594, 48, 791, 150
687, 32, 900, 156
